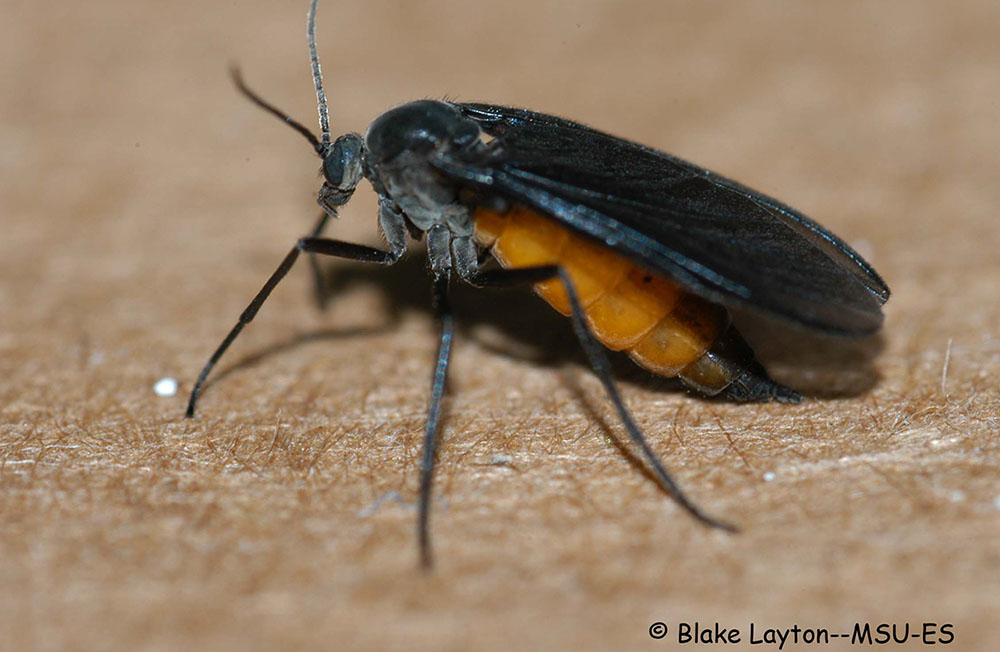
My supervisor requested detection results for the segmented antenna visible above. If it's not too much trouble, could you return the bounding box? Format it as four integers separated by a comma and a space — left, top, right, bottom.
308, 0, 332, 148
230, 67, 324, 156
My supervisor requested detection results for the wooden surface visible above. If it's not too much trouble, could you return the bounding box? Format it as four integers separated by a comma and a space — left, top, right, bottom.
2, 1, 998, 650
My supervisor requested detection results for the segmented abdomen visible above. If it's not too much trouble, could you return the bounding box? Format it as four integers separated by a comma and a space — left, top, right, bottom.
473, 205, 731, 389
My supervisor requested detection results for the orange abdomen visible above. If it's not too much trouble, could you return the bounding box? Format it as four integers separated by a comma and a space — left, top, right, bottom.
473, 205, 728, 381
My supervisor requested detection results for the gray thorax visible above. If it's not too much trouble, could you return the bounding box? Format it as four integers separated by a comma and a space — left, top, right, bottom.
368, 151, 479, 280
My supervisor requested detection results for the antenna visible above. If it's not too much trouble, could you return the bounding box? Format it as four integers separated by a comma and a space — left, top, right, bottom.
230, 67, 324, 157
308, 0, 332, 148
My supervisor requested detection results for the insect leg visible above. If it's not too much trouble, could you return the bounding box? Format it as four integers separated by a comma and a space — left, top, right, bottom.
464, 265, 737, 533
185, 236, 401, 418
306, 210, 333, 309
418, 272, 454, 569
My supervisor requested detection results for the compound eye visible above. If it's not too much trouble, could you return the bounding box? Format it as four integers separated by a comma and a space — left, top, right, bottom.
322, 133, 364, 190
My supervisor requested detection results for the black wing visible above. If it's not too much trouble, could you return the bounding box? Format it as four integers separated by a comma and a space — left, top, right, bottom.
433, 103, 889, 335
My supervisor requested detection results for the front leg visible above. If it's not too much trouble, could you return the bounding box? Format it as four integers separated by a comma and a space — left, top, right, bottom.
186, 202, 408, 417
305, 210, 333, 309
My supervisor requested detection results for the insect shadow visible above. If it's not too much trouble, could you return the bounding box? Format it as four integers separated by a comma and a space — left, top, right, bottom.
203, 248, 883, 401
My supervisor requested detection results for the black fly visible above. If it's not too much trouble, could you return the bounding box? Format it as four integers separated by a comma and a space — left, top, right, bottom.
186, 0, 889, 568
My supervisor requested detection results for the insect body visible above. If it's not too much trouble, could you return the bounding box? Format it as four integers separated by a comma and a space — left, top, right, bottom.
474, 204, 796, 402
187, 0, 889, 568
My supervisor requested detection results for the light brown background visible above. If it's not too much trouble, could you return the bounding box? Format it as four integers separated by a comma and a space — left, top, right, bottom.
2, 1, 998, 650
